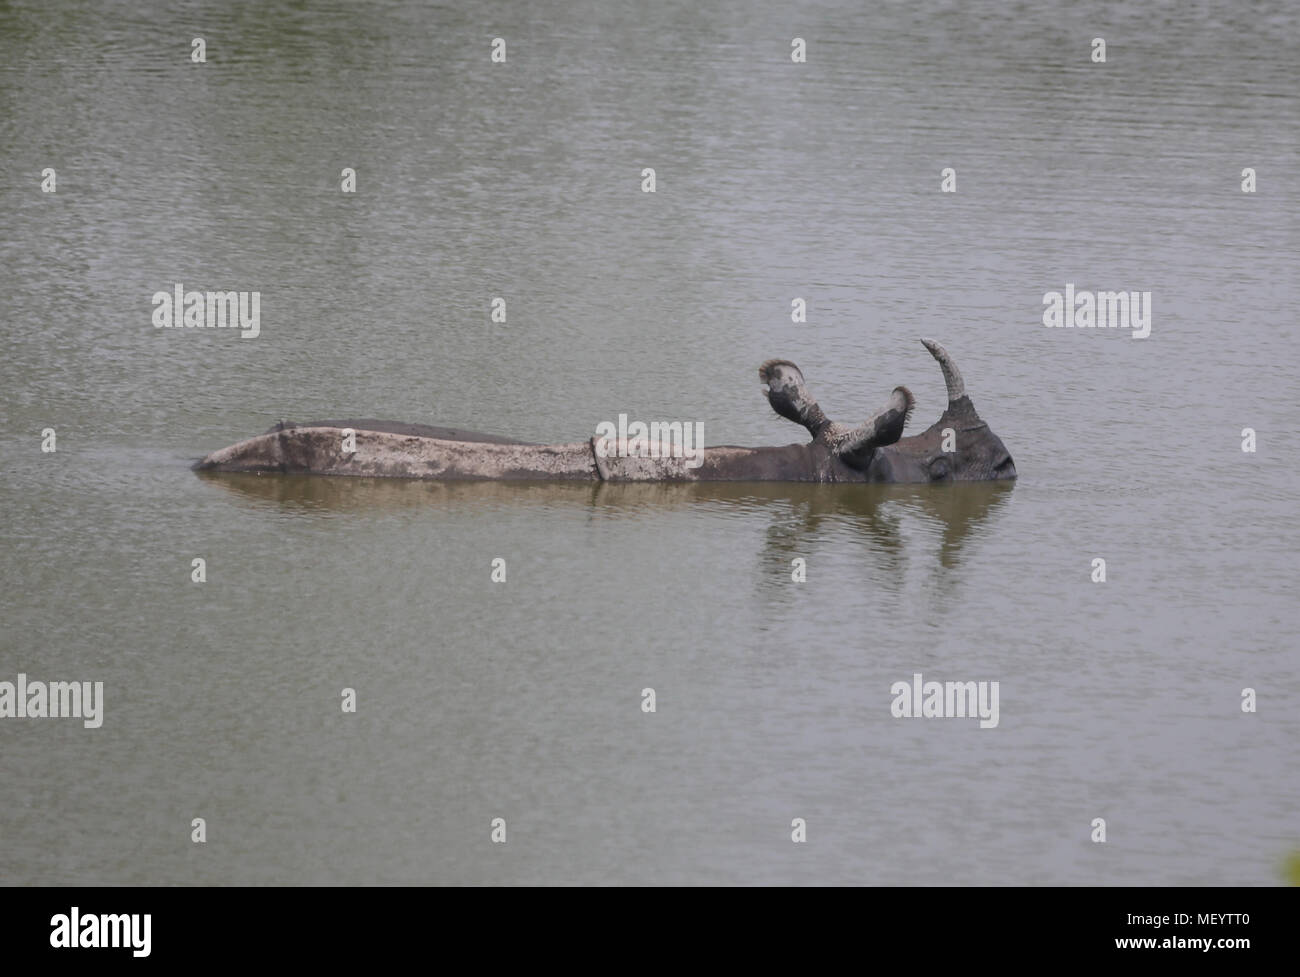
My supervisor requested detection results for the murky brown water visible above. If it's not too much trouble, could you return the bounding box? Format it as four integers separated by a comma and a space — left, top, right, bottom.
2, 0, 1297, 884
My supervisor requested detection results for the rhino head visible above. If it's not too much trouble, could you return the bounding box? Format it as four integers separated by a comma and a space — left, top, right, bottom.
758, 339, 1016, 483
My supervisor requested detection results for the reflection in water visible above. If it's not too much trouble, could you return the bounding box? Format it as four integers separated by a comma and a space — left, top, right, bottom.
745, 481, 1015, 609
198, 470, 1013, 570
195, 469, 609, 512
749, 480, 1014, 570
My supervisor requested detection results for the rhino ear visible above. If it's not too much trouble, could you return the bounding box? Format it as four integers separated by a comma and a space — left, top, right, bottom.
830, 386, 914, 469
759, 359, 829, 437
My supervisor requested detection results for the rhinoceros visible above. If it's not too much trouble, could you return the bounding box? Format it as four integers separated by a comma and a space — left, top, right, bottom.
194, 339, 1015, 484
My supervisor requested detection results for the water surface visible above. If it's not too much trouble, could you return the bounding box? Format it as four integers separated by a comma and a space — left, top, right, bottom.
1, 0, 1297, 884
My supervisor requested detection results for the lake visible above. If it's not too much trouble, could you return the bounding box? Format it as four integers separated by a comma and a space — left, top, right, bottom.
1, 0, 1297, 884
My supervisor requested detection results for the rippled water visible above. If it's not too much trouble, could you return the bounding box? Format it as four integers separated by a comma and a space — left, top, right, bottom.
2, 0, 1297, 884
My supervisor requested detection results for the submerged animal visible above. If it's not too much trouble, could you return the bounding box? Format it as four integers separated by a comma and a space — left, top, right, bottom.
195, 339, 1016, 484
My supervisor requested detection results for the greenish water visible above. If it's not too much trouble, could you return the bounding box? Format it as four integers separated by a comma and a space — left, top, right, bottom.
1, 0, 1297, 884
